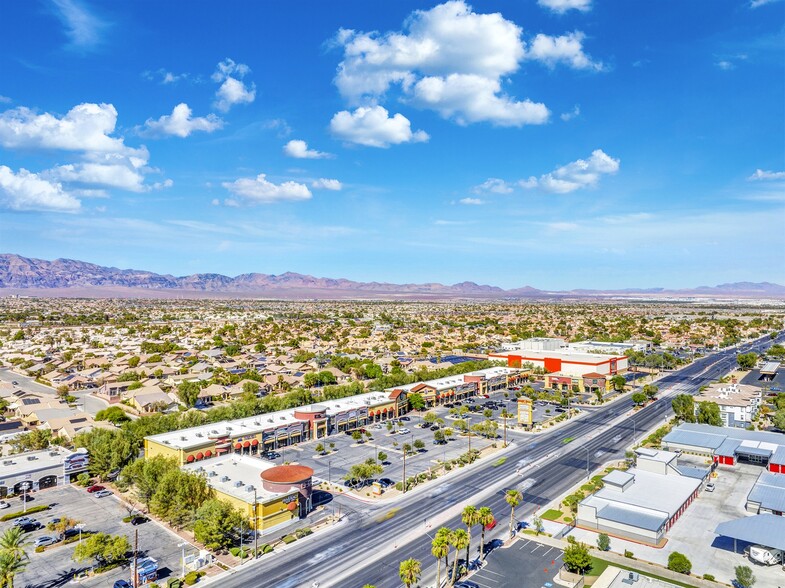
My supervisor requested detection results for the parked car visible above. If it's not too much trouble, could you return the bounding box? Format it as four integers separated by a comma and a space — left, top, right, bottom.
131, 516, 149, 526
399, 428, 410, 434
705, 482, 716, 492
399, 416, 410, 421
11, 381, 18, 386
19, 522, 42, 533
86, 485, 105, 493
377, 478, 394, 488
19, 494, 33, 502
13, 517, 36, 526
430, 425, 440, 431
0, 501, 9, 509
94, 490, 113, 498
114, 581, 133, 588
34, 536, 58, 547
434, 439, 447, 445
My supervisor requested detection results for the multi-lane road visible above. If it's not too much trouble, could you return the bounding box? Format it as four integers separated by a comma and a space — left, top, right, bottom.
0, 366, 108, 416
216, 331, 785, 588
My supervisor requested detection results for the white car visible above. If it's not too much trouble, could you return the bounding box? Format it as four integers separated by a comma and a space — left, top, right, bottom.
0, 501, 9, 509
94, 490, 113, 498
399, 428, 410, 434
34, 536, 58, 547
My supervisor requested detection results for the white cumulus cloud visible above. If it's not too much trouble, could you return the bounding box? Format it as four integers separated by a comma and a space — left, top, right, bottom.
473, 178, 513, 194
560, 105, 580, 121
140, 103, 223, 138
312, 178, 342, 191
748, 169, 785, 181
330, 106, 429, 148
212, 59, 256, 112
222, 173, 312, 205
459, 197, 484, 205
521, 149, 620, 194
538, 0, 592, 14
51, 0, 109, 50
284, 140, 333, 159
527, 32, 603, 71
0, 165, 81, 212
333, 1, 550, 127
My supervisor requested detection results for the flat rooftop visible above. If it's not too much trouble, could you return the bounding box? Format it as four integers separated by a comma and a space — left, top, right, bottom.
0, 447, 83, 479
182, 454, 295, 504
490, 349, 625, 362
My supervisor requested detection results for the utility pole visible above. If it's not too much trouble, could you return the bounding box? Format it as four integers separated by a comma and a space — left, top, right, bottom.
253, 487, 258, 558
133, 529, 138, 588
402, 446, 406, 493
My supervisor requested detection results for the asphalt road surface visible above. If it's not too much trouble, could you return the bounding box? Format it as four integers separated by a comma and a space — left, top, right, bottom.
212, 333, 785, 588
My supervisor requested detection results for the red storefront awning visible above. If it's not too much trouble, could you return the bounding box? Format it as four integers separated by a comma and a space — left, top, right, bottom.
204, 450, 213, 457
243, 441, 251, 448
186, 455, 195, 463
234, 442, 242, 450
251, 439, 259, 446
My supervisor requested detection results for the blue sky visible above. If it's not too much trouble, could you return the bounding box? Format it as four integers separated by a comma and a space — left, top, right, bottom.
0, 0, 783, 289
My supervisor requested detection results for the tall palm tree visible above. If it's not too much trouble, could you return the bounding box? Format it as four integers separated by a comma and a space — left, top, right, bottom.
477, 506, 494, 560
461, 505, 479, 567
435, 527, 451, 572
0, 552, 27, 588
505, 489, 523, 539
399, 558, 421, 588
431, 532, 450, 588
0, 528, 27, 562
450, 529, 469, 586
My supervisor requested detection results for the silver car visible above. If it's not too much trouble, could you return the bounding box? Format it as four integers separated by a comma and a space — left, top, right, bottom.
34, 536, 58, 547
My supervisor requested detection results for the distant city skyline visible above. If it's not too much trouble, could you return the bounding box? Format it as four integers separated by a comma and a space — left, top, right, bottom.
0, 0, 783, 289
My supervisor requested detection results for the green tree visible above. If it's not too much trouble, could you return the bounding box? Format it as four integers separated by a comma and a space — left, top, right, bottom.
734, 564, 756, 588
563, 536, 591, 573
667, 552, 691, 574
413, 439, 425, 451
48, 517, 79, 541
9, 429, 53, 453
772, 409, 785, 431
345, 461, 383, 487
74, 428, 137, 480
377, 451, 387, 463
695, 401, 723, 426
737, 352, 758, 370
432, 531, 450, 588
242, 381, 260, 396
461, 506, 479, 569
193, 499, 248, 550
351, 430, 363, 442
0, 551, 27, 588
95, 406, 130, 425
408, 393, 426, 411
127, 356, 140, 368
597, 533, 610, 551
643, 384, 659, 399
610, 375, 626, 391
177, 381, 201, 407
631, 392, 647, 405
0, 527, 28, 564
477, 506, 494, 560
423, 412, 437, 426
672, 394, 695, 423
505, 489, 522, 539
150, 468, 213, 528
434, 430, 446, 443
121, 455, 179, 513
450, 528, 469, 585
399, 558, 421, 588
73, 533, 130, 567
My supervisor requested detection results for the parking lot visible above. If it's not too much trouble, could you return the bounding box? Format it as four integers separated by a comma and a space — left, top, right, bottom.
280, 387, 548, 492
566, 463, 785, 586
470, 538, 563, 588
4, 485, 186, 588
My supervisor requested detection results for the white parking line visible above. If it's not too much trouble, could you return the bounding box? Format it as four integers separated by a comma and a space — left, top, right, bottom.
479, 569, 505, 577
542, 546, 555, 557
472, 573, 500, 584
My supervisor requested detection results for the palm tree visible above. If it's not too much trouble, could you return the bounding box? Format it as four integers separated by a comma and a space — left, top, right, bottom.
505, 489, 523, 539
432, 532, 450, 588
450, 529, 469, 586
461, 505, 479, 567
0, 552, 27, 588
436, 527, 451, 576
477, 506, 494, 560
399, 558, 421, 588
0, 528, 27, 562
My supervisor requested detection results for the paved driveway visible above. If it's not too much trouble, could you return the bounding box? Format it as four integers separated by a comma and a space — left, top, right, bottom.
471, 538, 564, 588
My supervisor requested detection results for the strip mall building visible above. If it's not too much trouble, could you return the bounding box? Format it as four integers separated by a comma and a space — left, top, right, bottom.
488, 349, 628, 394
144, 366, 524, 467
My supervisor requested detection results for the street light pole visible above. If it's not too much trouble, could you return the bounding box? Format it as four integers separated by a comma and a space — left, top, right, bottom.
178, 542, 187, 577
253, 487, 258, 558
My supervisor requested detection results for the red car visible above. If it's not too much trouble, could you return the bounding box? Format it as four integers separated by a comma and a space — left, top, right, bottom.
86, 485, 105, 493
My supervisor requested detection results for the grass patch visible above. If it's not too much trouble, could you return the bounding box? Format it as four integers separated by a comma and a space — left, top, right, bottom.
0, 505, 50, 521
491, 457, 507, 467
588, 556, 695, 588
540, 509, 563, 521
562, 437, 575, 444
376, 508, 400, 523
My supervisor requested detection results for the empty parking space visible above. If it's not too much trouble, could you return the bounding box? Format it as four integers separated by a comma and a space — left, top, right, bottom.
470, 539, 562, 588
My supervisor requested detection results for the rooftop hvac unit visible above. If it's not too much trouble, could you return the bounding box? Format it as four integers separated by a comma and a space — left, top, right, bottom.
234, 480, 243, 488
180, 436, 187, 441
245, 485, 254, 492
208, 471, 217, 477
27, 456, 37, 461
628, 572, 639, 581
195, 433, 203, 438
220, 476, 229, 483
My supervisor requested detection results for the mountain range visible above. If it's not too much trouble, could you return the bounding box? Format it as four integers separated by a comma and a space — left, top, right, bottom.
1, 254, 784, 300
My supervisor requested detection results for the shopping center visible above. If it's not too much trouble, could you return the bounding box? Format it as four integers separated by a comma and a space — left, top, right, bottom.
144, 366, 523, 466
